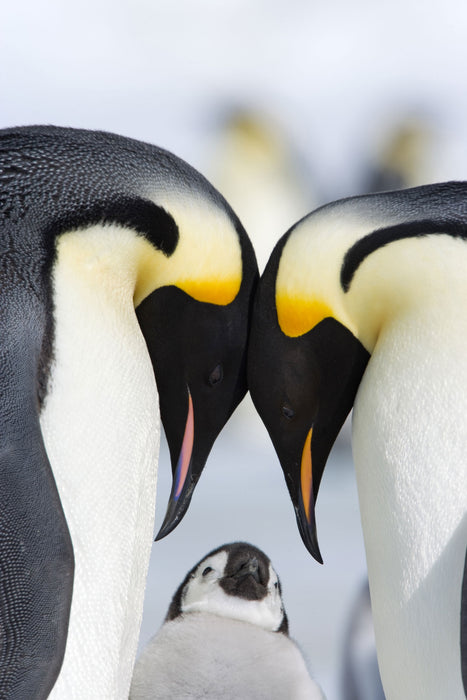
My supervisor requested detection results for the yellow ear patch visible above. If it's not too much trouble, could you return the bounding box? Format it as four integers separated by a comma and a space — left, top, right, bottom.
132, 231, 242, 308
276, 293, 334, 337
176, 276, 241, 305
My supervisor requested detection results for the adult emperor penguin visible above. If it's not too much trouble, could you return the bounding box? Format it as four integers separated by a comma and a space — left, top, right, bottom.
130, 542, 324, 699
247, 182, 467, 699
0, 125, 257, 698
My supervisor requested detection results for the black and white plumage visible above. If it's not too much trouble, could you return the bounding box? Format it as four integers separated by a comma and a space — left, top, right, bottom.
248, 182, 467, 699
0, 126, 257, 698
130, 542, 324, 699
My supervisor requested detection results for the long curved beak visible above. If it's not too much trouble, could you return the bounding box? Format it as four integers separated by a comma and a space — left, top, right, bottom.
296, 426, 323, 564
155, 391, 195, 540
265, 319, 370, 564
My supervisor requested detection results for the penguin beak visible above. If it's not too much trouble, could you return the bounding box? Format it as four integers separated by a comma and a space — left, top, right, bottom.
270, 421, 324, 565
221, 552, 268, 599
241, 560, 261, 584
232, 556, 261, 584
296, 426, 323, 564
155, 390, 195, 540
135, 280, 256, 543
284, 321, 370, 563
249, 315, 370, 564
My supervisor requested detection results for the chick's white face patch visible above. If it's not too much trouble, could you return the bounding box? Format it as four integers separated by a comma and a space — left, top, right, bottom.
181, 552, 284, 632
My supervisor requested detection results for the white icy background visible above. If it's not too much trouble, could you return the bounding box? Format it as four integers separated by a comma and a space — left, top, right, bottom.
2, 1, 467, 696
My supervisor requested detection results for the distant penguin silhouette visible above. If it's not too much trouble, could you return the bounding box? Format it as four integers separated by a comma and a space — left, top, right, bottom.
130, 542, 325, 699
363, 116, 434, 194
209, 107, 315, 272
341, 580, 385, 700
462, 546, 467, 696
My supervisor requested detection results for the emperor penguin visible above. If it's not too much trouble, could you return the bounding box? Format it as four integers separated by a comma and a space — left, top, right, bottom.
0, 125, 257, 698
130, 542, 325, 699
363, 116, 434, 194
247, 181, 467, 699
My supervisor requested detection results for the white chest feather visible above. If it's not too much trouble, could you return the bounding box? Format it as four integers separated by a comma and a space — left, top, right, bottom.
40, 228, 160, 698
130, 614, 324, 700
352, 300, 467, 699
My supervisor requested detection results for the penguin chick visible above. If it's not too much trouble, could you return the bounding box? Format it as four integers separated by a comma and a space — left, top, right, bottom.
131, 542, 325, 699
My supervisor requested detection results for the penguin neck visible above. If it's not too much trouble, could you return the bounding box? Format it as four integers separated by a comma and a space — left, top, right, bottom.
276, 199, 467, 352
351, 275, 467, 700
274, 210, 363, 339
52, 223, 173, 309
136, 194, 243, 306
54, 215, 243, 311
41, 226, 161, 697
344, 234, 467, 353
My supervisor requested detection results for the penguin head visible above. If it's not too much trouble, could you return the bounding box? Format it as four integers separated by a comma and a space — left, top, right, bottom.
248, 214, 370, 563
131, 194, 258, 540
166, 542, 288, 634
136, 216, 257, 539
248, 182, 467, 563
5, 126, 258, 541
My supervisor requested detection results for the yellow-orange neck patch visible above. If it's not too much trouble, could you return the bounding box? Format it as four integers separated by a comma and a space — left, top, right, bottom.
276, 293, 334, 337
132, 233, 242, 308
176, 276, 241, 306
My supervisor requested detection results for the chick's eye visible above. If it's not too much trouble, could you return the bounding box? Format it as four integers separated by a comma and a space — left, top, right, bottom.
282, 404, 295, 420
202, 567, 213, 577
208, 364, 223, 387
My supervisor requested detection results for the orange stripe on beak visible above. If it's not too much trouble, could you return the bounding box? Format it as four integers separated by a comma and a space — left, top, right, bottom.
174, 390, 194, 500
300, 427, 313, 523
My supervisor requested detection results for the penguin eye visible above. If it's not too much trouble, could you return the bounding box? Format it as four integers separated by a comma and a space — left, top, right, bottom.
281, 404, 295, 420
202, 566, 213, 577
208, 364, 223, 387
274, 581, 279, 589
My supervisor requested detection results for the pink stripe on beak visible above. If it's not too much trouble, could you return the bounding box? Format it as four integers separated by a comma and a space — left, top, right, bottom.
174, 390, 194, 500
